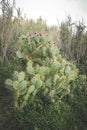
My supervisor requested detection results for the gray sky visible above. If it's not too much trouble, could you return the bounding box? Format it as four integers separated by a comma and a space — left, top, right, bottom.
16, 0, 87, 25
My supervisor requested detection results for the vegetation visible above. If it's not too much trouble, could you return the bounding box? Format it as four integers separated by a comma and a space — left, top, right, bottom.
5, 33, 78, 110
59, 16, 87, 74
0, 0, 87, 130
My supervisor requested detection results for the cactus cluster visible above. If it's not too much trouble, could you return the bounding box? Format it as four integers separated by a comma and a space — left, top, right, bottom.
5, 33, 78, 110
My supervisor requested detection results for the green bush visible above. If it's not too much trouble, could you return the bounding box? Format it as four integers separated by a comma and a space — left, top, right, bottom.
63, 74, 87, 130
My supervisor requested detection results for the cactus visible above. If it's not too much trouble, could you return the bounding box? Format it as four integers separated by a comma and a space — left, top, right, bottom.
5, 33, 78, 109
18, 72, 25, 81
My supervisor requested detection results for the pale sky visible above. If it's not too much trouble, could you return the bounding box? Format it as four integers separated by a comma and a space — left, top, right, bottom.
16, 0, 87, 26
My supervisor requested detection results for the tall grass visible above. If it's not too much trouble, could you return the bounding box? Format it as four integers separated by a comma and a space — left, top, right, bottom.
59, 17, 87, 74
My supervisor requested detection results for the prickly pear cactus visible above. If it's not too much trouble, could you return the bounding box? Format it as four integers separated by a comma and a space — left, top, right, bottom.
5, 33, 78, 110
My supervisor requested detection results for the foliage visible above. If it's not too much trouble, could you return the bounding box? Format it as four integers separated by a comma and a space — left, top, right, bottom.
0, 1, 87, 129
5, 33, 78, 110
0, 73, 86, 130
63, 74, 87, 130
59, 16, 87, 74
